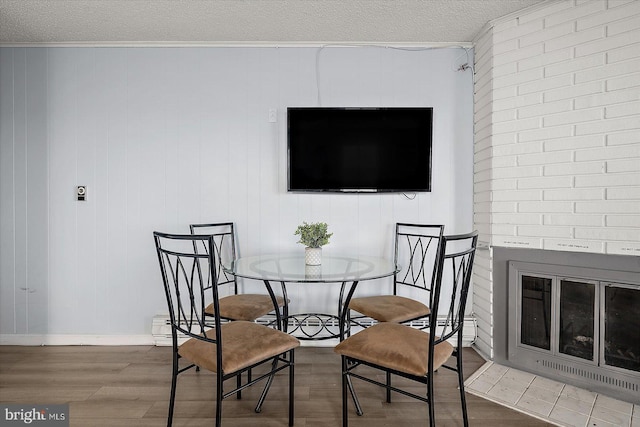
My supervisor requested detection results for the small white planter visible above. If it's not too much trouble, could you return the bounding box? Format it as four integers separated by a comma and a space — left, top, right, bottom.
305, 247, 322, 265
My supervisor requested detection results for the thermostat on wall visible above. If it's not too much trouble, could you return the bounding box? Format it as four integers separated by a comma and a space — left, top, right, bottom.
77, 186, 87, 201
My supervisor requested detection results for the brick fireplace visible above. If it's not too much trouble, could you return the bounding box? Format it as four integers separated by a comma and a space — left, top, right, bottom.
471, 0, 640, 405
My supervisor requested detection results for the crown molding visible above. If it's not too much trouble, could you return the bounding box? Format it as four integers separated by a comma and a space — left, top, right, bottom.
0, 41, 474, 49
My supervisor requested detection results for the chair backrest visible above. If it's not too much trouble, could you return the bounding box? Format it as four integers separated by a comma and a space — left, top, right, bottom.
394, 223, 445, 306
429, 231, 479, 350
154, 232, 223, 349
189, 222, 237, 294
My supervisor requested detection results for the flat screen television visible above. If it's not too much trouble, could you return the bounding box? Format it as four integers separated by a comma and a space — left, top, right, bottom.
287, 107, 433, 193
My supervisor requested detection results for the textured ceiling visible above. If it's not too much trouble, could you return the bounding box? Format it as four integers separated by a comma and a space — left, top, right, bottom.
0, 0, 547, 45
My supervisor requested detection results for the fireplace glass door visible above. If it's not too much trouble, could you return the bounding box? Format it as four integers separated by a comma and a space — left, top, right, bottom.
516, 269, 640, 371
559, 279, 596, 362
520, 275, 552, 351
603, 284, 640, 373
508, 259, 640, 405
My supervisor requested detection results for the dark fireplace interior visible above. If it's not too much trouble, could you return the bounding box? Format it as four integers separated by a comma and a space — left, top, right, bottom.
521, 276, 552, 351
558, 279, 595, 361
605, 286, 640, 372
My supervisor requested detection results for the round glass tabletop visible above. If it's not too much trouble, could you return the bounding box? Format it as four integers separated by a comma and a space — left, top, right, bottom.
227, 254, 398, 283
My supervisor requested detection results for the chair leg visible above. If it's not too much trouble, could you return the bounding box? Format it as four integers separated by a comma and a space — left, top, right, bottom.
167, 349, 178, 427
386, 371, 391, 403
236, 373, 242, 399
346, 374, 363, 416
255, 357, 279, 413
341, 356, 349, 427
288, 349, 295, 427
427, 371, 435, 427
456, 351, 469, 427
215, 370, 223, 427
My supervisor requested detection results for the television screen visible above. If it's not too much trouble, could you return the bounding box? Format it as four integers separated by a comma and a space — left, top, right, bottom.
287, 107, 432, 193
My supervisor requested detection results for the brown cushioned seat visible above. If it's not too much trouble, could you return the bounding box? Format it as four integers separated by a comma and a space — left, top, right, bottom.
205, 294, 287, 322
348, 295, 431, 323
334, 322, 453, 377
179, 321, 300, 374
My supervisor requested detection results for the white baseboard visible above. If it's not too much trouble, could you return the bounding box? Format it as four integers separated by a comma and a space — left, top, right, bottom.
0, 333, 334, 347
0, 334, 155, 346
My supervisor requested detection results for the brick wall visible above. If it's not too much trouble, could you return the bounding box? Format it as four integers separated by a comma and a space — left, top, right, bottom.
472, 0, 640, 358
472, 25, 495, 358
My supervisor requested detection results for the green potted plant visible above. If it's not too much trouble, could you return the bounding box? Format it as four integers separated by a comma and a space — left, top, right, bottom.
294, 221, 332, 265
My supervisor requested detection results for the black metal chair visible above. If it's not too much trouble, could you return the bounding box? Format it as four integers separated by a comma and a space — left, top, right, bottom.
154, 231, 299, 427
335, 231, 478, 427
189, 222, 287, 326
348, 223, 444, 327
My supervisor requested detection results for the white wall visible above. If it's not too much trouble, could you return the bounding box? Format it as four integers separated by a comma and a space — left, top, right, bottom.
0, 46, 474, 339
472, 0, 640, 358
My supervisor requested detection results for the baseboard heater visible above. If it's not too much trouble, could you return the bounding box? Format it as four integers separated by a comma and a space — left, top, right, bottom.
152, 314, 478, 347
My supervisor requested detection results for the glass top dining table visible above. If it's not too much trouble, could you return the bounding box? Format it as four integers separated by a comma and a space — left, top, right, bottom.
225, 253, 398, 340
227, 253, 397, 283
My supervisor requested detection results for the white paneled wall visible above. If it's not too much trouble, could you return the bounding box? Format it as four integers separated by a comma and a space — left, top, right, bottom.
0, 46, 474, 339
472, 0, 640, 358
0, 49, 50, 335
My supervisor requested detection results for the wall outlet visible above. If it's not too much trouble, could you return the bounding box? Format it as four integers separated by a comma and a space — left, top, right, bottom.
268, 108, 277, 123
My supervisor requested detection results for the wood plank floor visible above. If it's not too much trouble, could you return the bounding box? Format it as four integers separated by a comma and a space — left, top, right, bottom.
0, 345, 554, 426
